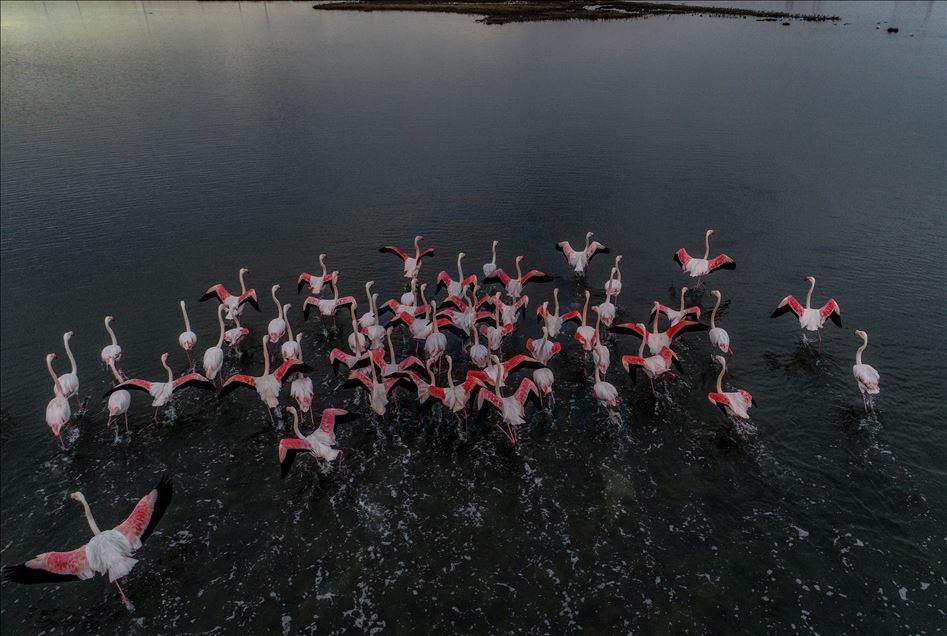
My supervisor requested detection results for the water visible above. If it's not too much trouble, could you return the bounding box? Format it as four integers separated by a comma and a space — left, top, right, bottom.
1, 1, 945, 632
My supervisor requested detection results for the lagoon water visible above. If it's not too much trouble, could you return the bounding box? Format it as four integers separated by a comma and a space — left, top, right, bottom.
1, 1, 945, 632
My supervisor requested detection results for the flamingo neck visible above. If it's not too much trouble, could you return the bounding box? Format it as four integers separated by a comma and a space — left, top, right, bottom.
716, 359, 726, 393
490, 242, 497, 263
584, 234, 591, 251
105, 319, 118, 346
638, 332, 646, 357
413, 237, 421, 258
457, 254, 464, 279
594, 365, 601, 383
805, 278, 815, 308
262, 340, 270, 376
46, 356, 64, 394
284, 305, 293, 340
515, 259, 523, 280
581, 294, 589, 325
652, 309, 660, 334
216, 306, 226, 347
293, 413, 305, 440
76, 497, 101, 535
711, 294, 721, 329
678, 288, 686, 312
319, 255, 327, 277
446, 358, 455, 389
239, 269, 247, 294
431, 304, 439, 333
553, 289, 560, 315
387, 331, 396, 362
420, 286, 428, 307
180, 301, 191, 332
272, 288, 281, 316
63, 334, 77, 374
161, 357, 173, 384
594, 309, 602, 340
856, 336, 867, 365
703, 232, 711, 259
107, 360, 122, 384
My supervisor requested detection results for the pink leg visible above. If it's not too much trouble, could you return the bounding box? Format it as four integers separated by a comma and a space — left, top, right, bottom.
267, 408, 275, 427
818, 330, 823, 352
114, 580, 128, 605
153, 408, 160, 424
309, 409, 316, 425
337, 450, 345, 471
74, 393, 83, 411
106, 415, 113, 428
57, 433, 65, 450
124, 412, 129, 433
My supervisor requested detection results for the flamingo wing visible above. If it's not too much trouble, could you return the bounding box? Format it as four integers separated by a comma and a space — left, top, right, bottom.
502, 354, 541, 374
218, 374, 258, 398
172, 373, 215, 392
302, 297, 319, 321
666, 320, 707, 340
520, 270, 550, 285
104, 378, 152, 397
560, 310, 582, 325
486, 268, 511, 286
320, 408, 350, 435
379, 245, 409, 261
770, 295, 804, 319
114, 475, 173, 546
585, 241, 609, 258
611, 322, 647, 339
673, 248, 692, 270
2, 546, 90, 584
343, 372, 373, 392
274, 360, 313, 383
417, 247, 435, 261
477, 388, 503, 412
297, 272, 314, 293
278, 438, 311, 477
513, 378, 538, 405
707, 254, 736, 272
237, 289, 260, 312
334, 297, 358, 313
819, 299, 842, 327
200, 284, 232, 304
435, 271, 452, 292
621, 355, 646, 371
556, 241, 576, 259
707, 392, 732, 417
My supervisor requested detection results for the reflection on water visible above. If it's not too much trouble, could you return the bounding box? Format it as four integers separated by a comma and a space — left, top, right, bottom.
1, 1, 945, 632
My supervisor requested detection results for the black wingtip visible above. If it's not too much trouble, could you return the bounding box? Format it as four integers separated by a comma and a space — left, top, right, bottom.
140, 474, 174, 544
296, 279, 306, 294
770, 306, 791, 319
720, 261, 736, 270
830, 314, 843, 328
199, 292, 215, 303
2, 563, 81, 585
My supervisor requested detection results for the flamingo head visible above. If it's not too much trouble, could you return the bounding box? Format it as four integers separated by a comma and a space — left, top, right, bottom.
458, 252, 466, 259
319, 253, 326, 263
854, 330, 867, 340
710, 289, 720, 299
492, 239, 499, 248
272, 283, 280, 292
516, 255, 524, 263
586, 231, 594, 240
65, 331, 75, 339
160, 352, 170, 364
706, 229, 715, 236
714, 355, 726, 366
240, 267, 249, 275
105, 315, 114, 323
69, 491, 86, 503
47, 353, 57, 364
805, 276, 815, 283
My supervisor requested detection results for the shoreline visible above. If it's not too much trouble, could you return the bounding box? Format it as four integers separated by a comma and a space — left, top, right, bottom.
311, 1, 840, 26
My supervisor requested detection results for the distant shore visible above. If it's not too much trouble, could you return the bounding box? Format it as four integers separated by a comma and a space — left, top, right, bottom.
311, 1, 840, 26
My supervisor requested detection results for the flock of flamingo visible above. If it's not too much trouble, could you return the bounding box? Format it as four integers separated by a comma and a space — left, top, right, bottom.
3, 229, 881, 603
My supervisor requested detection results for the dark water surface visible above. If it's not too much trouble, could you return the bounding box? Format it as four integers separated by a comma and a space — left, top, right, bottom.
1, 1, 945, 632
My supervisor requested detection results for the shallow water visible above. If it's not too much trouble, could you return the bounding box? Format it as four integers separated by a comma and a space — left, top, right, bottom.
1, 1, 945, 632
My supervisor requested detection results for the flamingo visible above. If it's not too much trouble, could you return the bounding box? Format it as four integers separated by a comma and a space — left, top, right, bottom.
280, 305, 301, 361
437, 252, 477, 298
438, 285, 493, 337
218, 337, 311, 425
345, 359, 407, 416
620, 328, 683, 392
770, 276, 842, 348
329, 307, 375, 373
479, 295, 514, 352
604, 255, 623, 297
358, 282, 377, 329
297, 254, 338, 296
424, 301, 448, 363
707, 355, 756, 436
852, 330, 880, 412
380, 279, 425, 318
177, 301, 197, 366
105, 353, 215, 422
105, 359, 131, 432
536, 288, 581, 338
302, 286, 357, 324
592, 364, 619, 409
707, 290, 731, 356
526, 326, 561, 366
613, 303, 704, 356
2, 476, 173, 606
483, 240, 499, 278
673, 229, 736, 285
44, 353, 72, 449
278, 407, 348, 475
404, 360, 440, 406
203, 305, 226, 382
476, 357, 538, 444
468, 321, 490, 368
533, 367, 555, 408
494, 294, 530, 327
556, 231, 608, 275
289, 339, 314, 421
433, 355, 479, 420
101, 316, 122, 366
200, 267, 260, 321
596, 268, 618, 328
57, 331, 81, 410
653, 287, 701, 326
467, 354, 540, 390
362, 293, 387, 350
591, 307, 610, 375
379, 235, 434, 279
223, 315, 250, 348
266, 285, 286, 343
574, 291, 597, 351
487, 255, 549, 300
376, 329, 424, 378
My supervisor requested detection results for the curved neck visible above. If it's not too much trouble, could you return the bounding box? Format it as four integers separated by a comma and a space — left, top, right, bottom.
553, 289, 560, 315
413, 236, 421, 257
711, 294, 721, 329
216, 306, 226, 347
856, 335, 867, 365
431, 304, 440, 333
594, 365, 601, 383
638, 332, 646, 357
490, 241, 497, 263
805, 278, 815, 308
703, 232, 711, 259
446, 357, 455, 389
107, 359, 122, 383
594, 309, 602, 339
581, 294, 589, 324
63, 334, 77, 374
351, 314, 362, 354
271, 287, 281, 314
387, 330, 396, 361
46, 356, 64, 394
293, 412, 304, 440
678, 288, 687, 312
239, 269, 248, 294
180, 301, 191, 331
515, 258, 523, 280
457, 254, 464, 279
420, 286, 428, 307
284, 305, 293, 340
652, 309, 660, 334
76, 497, 101, 535
319, 255, 327, 277
584, 234, 591, 251
161, 356, 173, 383
716, 359, 726, 392
261, 339, 270, 375
105, 319, 118, 346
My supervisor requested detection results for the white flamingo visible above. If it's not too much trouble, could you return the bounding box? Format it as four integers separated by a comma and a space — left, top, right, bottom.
707, 290, 731, 356
556, 231, 608, 275
100, 316, 122, 366
852, 330, 880, 412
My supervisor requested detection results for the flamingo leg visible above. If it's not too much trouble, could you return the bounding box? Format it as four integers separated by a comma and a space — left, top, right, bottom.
106, 415, 113, 428
74, 393, 84, 412
114, 580, 129, 605
56, 433, 65, 450
153, 408, 160, 424
336, 450, 344, 472
124, 412, 129, 433
267, 407, 275, 427
309, 408, 316, 425
818, 330, 823, 352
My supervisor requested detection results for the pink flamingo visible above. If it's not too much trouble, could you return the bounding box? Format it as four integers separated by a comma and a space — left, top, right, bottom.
297, 254, 338, 296
105, 353, 214, 422
487, 255, 549, 300
620, 329, 683, 392
483, 240, 499, 278
476, 358, 538, 444
2, 476, 173, 606
770, 276, 842, 348
57, 331, 81, 410
380, 235, 434, 279
526, 326, 561, 366
218, 337, 311, 425
266, 285, 286, 343
613, 303, 704, 356
105, 359, 131, 432
280, 304, 301, 361
707, 355, 756, 436
437, 252, 477, 298
556, 231, 608, 275
100, 316, 122, 366
852, 330, 880, 412
673, 229, 735, 285
707, 290, 731, 356
574, 291, 597, 351
652, 287, 701, 326
278, 407, 348, 475
536, 288, 581, 337
201, 267, 260, 320
44, 353, 72, 449
202, 305, 227, 384
178, 301, 197, 366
